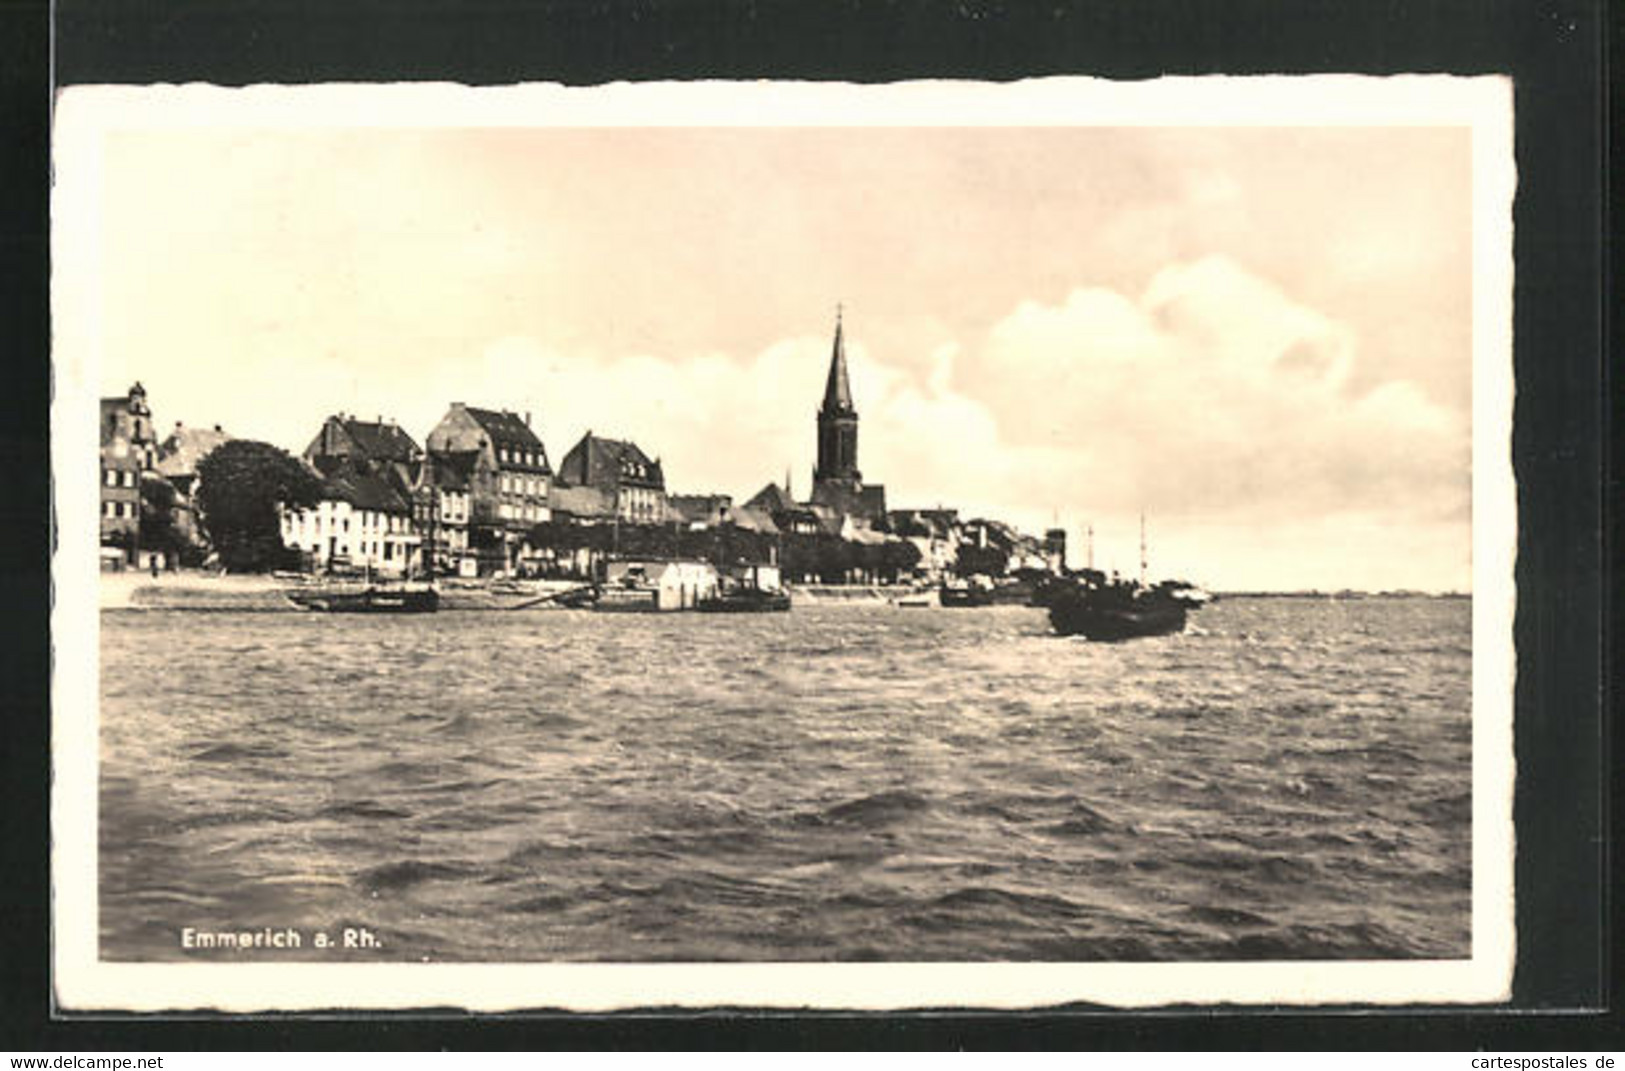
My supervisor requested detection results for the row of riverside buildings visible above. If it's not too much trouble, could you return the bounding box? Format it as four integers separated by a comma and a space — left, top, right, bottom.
100, 313, 1067, 580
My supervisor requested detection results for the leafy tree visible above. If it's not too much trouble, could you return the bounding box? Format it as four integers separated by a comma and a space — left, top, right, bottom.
195, 440, 322, 572
138, 474, 184, 560
879, 539, 922, 582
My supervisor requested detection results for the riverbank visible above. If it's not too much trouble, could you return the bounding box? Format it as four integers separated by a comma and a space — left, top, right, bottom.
99, 570, 295, 611
786, 583, 926, 605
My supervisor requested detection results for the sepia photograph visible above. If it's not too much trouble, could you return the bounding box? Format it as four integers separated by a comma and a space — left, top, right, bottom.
51, 76, 1515, 1011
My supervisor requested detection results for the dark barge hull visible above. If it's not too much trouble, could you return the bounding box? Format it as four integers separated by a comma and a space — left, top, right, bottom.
286, 587, 440, 613
696, 591, 792, 613
939, 587, 993, 608
1048, 597, 1187, 640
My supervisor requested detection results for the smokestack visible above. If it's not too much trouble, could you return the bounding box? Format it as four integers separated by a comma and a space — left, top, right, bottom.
524, 411, 531, 427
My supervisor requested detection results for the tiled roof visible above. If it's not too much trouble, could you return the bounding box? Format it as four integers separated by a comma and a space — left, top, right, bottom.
558, 433, 664, 491
668, 493, 732, 525
807, 503, 844, 535
156, 425, 231, 477
421, 449, 480, 492
549, 483, 615, 519
315, 458, 412, 514
728, 505, 780, 535
341, 419, 420, 463
464, 407, 544, 450
743, 482, 796, 513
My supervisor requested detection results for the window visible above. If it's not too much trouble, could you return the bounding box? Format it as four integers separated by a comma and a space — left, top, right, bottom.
123, 470, 136, 488
104, 469, 117, 487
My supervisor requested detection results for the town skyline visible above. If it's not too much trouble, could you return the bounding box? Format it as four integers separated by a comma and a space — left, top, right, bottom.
90, 122, 1476, 592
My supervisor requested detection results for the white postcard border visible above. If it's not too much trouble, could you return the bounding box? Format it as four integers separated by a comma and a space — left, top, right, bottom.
51, 74, 1517, 1011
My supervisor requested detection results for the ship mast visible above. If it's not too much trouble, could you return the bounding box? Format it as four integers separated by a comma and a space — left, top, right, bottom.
1139, 512, 1147, 587
1086, 523, 1095, 571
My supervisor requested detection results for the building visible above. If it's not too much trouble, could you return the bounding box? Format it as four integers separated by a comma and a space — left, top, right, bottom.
99, 382, 159, 561
743, 480, 821, 536
423, 403, 553, 573
809, 309, 887, 528
281, 458, 418, 575
412, 450, 478, 576
304, 413, 421, 498
604, 559, 720, 611
668, 493, 733, 529
155, 421, 232, 552
884, 509, 958, 578
556, 432, 667, 524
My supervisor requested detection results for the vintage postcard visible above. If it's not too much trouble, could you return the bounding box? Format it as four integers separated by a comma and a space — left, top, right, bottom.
52, 76, 1515, 1011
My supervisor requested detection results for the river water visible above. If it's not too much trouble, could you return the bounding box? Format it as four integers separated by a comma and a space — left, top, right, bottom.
98, 596, 1471, 962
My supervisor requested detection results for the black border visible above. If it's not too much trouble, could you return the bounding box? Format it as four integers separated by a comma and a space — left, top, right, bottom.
4, 0, 1613, 1050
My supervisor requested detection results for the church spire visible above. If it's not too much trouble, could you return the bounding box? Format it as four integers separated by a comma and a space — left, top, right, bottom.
821, 303, 854, 414
814, 303, 862, 488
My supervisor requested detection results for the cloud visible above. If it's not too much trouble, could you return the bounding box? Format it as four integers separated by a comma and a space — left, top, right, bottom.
951, 256, 1468, 527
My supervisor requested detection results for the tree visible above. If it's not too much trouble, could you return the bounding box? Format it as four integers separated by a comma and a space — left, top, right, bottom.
139, 474, 184, 562
195, 440, 322, 572
879, 539, 922, 582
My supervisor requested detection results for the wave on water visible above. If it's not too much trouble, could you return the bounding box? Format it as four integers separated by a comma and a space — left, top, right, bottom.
98, 598, 1474, 962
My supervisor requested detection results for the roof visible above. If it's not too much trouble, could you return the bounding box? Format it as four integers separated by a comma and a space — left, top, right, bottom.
156, 425, 231, 478
313, 458, 411, 514
558, 432, 665, 491
810, 479, 888, 524
728, 504, 780, 535
821, 310, 855, 413
668, 493, 732, 525
421, 449, 480, 492
807, 503, 844, 535
743, 482, 796, 513
464, 407, 546, 452
342, 418, 420, 463
548, 483, 615, 519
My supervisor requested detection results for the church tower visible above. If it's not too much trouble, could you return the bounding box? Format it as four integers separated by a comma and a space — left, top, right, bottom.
814, 306, 861, 489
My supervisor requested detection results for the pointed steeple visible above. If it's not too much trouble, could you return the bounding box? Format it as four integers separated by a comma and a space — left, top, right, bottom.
821, 304, 854, 414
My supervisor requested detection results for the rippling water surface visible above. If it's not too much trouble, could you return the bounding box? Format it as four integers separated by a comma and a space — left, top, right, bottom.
99, 597, 1471, 961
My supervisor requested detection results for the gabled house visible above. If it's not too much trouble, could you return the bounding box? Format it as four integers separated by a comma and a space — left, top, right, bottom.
281, 456, 418, 575
423, 403, 552, 574
556, 432, 667, 524
155, 421, 232, 551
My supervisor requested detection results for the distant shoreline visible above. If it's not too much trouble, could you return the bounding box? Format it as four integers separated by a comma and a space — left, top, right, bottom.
1215, 590, 1471, 600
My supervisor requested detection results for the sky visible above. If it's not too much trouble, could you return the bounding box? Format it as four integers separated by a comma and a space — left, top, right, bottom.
93, 123, 1476, 592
